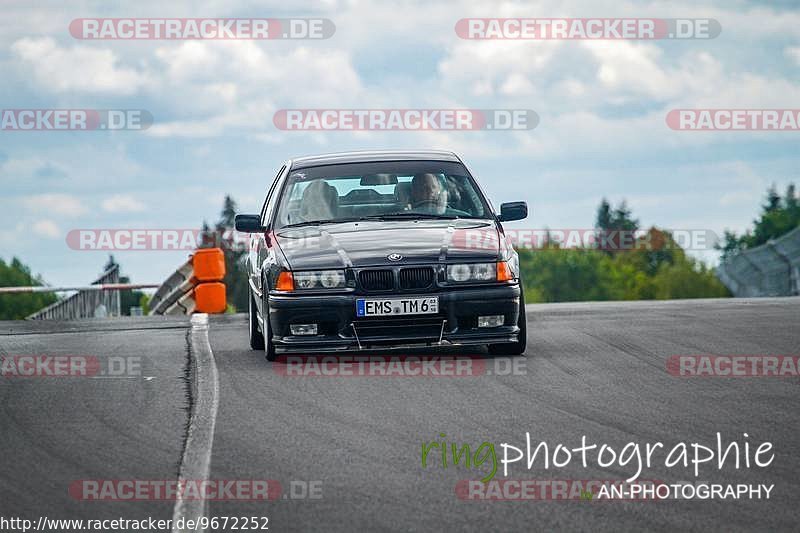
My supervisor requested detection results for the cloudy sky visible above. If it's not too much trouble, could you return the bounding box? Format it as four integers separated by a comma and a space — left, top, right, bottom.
1, 0, 798, 287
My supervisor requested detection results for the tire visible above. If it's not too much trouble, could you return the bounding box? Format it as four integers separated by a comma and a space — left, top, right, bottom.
488, 288, 527, 356
248, 292, 265, 350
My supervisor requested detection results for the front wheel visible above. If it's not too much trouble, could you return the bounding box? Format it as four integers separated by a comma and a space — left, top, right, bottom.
488, 288, 527, 356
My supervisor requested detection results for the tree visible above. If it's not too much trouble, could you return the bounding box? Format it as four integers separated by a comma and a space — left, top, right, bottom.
786, 184, 798, 213
596, 198, 612, 231
0, 257, 57, 320
716, 230, 745, 260
208, 195, 249, 312
519, 202, 729, 303
518, 239, 729, 303
218, 196, 237, 229
595, 198, 639, 232
717, 182, 800, 256
764, 185, 781, 212
620, 228, 677, 276
595, 198, 640, 256
611, 201, 639, 232
517, 246, 618, 302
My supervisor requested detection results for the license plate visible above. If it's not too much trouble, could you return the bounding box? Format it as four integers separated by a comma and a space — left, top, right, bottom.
356, 297, 439, 317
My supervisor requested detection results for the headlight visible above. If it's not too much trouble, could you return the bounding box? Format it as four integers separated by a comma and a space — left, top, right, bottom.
293, 270, 347, 289
472, 263, 495, 281
446, 263, 497, 283
447, 264, 472, 282
319, 270, 345, 288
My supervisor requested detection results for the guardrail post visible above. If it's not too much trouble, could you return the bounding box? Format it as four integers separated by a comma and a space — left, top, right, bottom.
739, 252, 767, 296
717, 263, 744, 296
769, 240, 798, 296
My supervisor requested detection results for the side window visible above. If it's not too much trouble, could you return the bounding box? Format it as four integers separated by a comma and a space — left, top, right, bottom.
261, 165, 286, 226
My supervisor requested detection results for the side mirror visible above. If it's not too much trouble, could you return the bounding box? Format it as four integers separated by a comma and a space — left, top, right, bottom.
234, 214, 264, 233
498, 201, 528, 222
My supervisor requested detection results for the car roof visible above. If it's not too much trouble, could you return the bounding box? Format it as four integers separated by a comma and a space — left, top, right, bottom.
287, 149, 462, 170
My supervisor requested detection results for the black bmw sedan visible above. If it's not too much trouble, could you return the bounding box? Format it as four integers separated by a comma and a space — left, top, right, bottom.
234, 150, 528, 361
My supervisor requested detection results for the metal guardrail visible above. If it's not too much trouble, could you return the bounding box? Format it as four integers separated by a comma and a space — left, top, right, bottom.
13, 248, 227, 320
148, 248, 227, 315
717, 226, 800, 297
148, 257, 194, 314
26, 265, 122, 320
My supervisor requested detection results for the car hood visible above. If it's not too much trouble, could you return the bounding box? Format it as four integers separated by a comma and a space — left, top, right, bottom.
274, 219, 501, 270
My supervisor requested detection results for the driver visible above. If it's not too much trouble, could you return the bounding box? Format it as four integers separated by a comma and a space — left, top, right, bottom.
410, 173, 447, 214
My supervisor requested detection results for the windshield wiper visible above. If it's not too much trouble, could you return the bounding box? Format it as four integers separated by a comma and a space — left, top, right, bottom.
282, 217, 363, 228
360, 213, 458, 220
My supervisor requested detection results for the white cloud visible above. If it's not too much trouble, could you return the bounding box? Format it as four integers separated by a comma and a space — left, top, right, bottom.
31, 219, 60, 238
587, 40, 682, 100
11, 37, 148, 95
153, 41, 363, 101
785, 46, 800, 66
148, 41, 363, 137
22, 194, 87, 216
101, 194, 146, 213
500, 72, 536, 96
438, 40, 560, 97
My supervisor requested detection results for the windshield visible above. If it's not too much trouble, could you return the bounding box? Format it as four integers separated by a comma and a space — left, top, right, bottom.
274, 160, 490, 228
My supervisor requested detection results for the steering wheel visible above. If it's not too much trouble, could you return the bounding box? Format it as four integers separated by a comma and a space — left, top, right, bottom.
411, 199, 440, 211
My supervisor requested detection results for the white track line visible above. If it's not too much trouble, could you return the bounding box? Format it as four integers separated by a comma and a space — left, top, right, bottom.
172, 314, 219, 533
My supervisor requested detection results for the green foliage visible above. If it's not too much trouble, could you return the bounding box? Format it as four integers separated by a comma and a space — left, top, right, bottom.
0, 257, 58, 320
139, 293, 150, 315
717, 183, 800, 258
199, 195, 249, 312
519, 227, 730, 303
596, 198, 639, 233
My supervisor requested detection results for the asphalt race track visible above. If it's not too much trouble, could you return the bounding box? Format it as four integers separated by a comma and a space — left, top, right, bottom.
1, 298, 798, 532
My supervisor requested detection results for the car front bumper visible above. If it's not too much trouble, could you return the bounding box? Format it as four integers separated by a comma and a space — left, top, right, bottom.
266, 284, 521, 353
